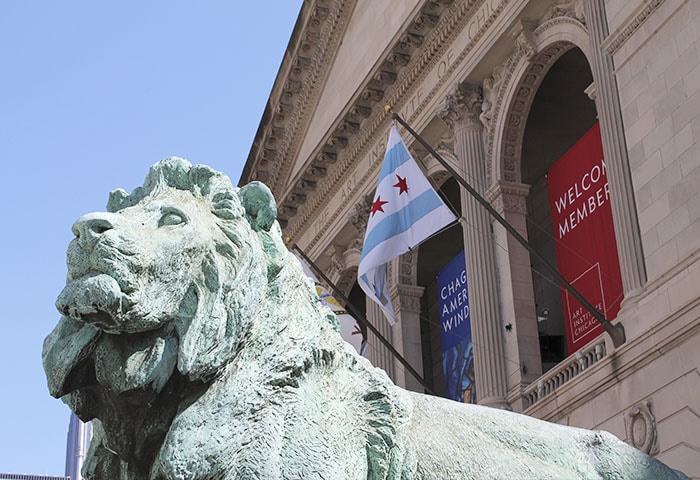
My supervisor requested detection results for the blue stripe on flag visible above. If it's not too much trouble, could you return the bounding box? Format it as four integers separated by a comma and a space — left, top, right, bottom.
359, 272, 369, 288
378, 138, 411, 183
361, 189, 445, 260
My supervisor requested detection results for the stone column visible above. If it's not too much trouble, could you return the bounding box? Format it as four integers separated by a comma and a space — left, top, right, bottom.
392, 283, 426, 392
366, 299, 397, 382
439, 84, 509, 408
583, 0, 647, 296
387, 249, 426, 392
365, 279, 424, 390
487, 180, 542, 410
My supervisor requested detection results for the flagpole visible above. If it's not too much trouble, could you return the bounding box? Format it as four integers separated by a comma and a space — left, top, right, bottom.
286, 239, 437, 394
388, 107, 626, 348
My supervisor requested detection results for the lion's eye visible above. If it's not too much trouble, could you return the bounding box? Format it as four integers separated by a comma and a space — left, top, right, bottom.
159, 209, 187, 227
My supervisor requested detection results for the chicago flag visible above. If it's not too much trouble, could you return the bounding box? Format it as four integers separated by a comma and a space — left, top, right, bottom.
358, 125, 457, 324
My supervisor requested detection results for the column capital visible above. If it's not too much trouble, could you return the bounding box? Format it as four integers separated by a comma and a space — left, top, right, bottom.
438, 84, 483, 130
486, 181, 531, 216
391, 284, 425, 315
584, 81, 597, 102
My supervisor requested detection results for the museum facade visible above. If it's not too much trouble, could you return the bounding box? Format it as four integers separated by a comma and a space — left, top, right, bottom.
240, 0, 700, 475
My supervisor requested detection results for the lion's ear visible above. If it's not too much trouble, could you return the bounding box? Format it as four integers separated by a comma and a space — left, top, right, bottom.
238, 181, 277, 232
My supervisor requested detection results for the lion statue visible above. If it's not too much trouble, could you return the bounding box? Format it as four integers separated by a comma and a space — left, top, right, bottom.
43, 158, 687, 479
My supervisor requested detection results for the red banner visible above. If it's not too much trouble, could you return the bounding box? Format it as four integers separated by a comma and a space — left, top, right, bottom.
547, 122, 623, 354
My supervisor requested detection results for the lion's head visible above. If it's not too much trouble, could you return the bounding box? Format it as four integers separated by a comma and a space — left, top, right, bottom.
43, 156, 319, 404
42, 158, 397, 478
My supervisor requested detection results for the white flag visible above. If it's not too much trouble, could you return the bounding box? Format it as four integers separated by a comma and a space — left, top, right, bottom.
358, 125, 457, 324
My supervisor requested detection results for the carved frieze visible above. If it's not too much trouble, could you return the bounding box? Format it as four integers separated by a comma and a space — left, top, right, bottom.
373, 70, 398, 85
386, 51, 410, 68
316, 151, 338, 166
412, 13, 439, 32
246, 0, 349, 204
324, 244, 346, 282
326, 136, 348, 151
511, 20, 537, 61
338, 120, 359, 135
279, 205, 297, 218
288, 192, 307, 206
285, 79, 302, 95
362, 88, 385, 102
399, 32, 425, 50
541, 0, 585, 25
310, 5, 330, 28
350, 105, 372, 119
480, 66, 503, 132
349, 194, 372, 235
290, 56, 312, 79
398, 250, 418, 286
296, 178, 317, 192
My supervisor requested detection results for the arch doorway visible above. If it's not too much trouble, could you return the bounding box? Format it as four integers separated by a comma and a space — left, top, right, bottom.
521, 47, 598, 371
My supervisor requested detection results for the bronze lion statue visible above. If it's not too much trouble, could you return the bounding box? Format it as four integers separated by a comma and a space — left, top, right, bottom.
43, 158, 687, 479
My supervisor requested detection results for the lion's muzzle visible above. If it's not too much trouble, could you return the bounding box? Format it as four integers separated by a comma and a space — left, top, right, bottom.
56, 273, 132, 332
57, 212, 137, 332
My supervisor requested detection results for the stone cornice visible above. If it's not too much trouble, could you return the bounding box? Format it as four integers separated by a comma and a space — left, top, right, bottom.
282, 0, 462, 236
241, 0, 353, 198
285, 0, 513, 252
600, 0, 665, 56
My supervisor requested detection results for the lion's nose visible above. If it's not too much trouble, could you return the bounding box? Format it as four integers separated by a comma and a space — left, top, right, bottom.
72, 213, 115, 251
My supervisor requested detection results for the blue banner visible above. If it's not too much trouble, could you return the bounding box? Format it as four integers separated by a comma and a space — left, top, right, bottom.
437, 251, 475, 403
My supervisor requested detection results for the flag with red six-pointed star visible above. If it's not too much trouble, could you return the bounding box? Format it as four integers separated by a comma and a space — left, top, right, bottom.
358, 125, 457, 324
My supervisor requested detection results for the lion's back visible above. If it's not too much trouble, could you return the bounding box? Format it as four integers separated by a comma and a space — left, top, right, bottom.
402, 392, 686, 480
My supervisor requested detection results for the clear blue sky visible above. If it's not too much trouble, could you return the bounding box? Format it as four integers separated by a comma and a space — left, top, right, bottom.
0, 2, 302, 475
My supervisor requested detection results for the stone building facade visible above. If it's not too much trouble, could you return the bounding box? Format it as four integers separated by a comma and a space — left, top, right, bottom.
240, 0, 700, 475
